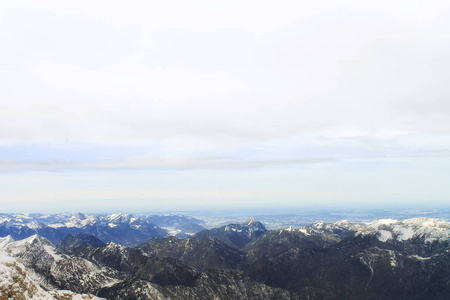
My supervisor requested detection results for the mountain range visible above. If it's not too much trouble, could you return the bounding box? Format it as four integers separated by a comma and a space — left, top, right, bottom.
0, 213, 205, 246
1, 215, 449, 299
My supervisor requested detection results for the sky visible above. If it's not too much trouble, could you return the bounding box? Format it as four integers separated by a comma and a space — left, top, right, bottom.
1, 0, 450, 213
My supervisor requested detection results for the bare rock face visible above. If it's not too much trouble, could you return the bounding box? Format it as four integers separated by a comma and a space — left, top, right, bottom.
139, 236, 247, 271
193, 218, 267, 248
97, 269, 301, 300
0, 235, 114, 294
245, 219, 450, 300
0, 250, 104, 300
85, 241, 197, 286
2, 218, 450, 300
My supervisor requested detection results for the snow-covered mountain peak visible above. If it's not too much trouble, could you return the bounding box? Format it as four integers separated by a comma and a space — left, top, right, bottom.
58, 213, 98, 228
311, 220, 325, 230
402, 217, 449, 228
0, 235, 14, 247
244, 217, 256, 225
243, 218, 264, 229
104, 241, 126, 251
100, 242, 128, 258
333, 220, 352, 228
241, 218, 266, 236
0, 234, 68, 264
105, 213, 137, 224
298, 220, 357, 239
359, 218, 450, 243
14, 235, 43, 247
26, 221, 46, 229
283, 226, 296, 232
0, 216, 12, 224
366, 219, 400, 228
0, 248, 106, 299
69, 212, 87, 221
23, 234, 42, 244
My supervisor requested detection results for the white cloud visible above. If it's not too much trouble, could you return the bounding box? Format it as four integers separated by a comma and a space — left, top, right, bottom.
1, 1, 450, 210
1, 0, 450, 147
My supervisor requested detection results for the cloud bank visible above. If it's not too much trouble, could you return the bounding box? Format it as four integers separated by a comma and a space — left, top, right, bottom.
1, 1, 450, 210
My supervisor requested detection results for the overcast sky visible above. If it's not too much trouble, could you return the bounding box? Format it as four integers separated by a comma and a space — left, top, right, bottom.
1, 0, 450, 213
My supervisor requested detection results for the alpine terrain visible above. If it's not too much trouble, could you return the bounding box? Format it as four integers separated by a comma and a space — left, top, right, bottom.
1, 215, 449, 299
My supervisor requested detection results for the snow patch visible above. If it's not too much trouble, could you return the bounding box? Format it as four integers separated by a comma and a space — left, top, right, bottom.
409, 255, 432, 261
284, 226, 295, 232
298, 228, 311, 236
395, 226, 415, 241
43, 245, 64, 262
359, 218, 450, 243
377, 230, 393, 242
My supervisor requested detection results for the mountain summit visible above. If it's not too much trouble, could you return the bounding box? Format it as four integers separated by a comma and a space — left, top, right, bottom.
194, 218, 267, 248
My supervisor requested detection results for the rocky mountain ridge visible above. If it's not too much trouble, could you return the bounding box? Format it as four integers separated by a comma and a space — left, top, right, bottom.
0, 213, 205, 246
1, 216, 449, 299
0, 240, 105, 300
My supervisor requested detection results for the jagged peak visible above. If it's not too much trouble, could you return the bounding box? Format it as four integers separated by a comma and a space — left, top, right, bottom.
243, 218, 265, 229
0, 235, 15, 249
311, 220, 325, 230
282, 226, 296, 232
333, 220, 352, 227
69, 212, 87, 220
10, 234, 53, 248
0, 216, 12, 223
0, 235, 14, 243
104, 241, 126, 250
106, 213, 138, 223
244, 217, 256, 225
25, 234, 40, 243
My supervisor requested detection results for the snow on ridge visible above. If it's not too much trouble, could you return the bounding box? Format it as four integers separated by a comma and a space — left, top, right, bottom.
333, 220, 352, 228
307, 219, 357, 234
0, 249, 106, 299
22, 234, 40, 244
0, 236, 112, 299
359, 217, 450, 243
63, 213, 99, 228
0, 236, 14, 249
403, 217, 449, 228
311, 220, 325, 229
26, 221, 43, 229
244, 217, 257, 225
43, 245, 64, 262
279, 219, 355, 236
107, 213, 133, 220
284, 226, 295, 232
104, 241, 126, 251
0, 252, 55, 299
377, 230, 393, 242
0, 234, 68, 264
298, 227, 311, 236
366, 219, 400, 228
408, 255, 432, 261
289, 217, 450, 244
